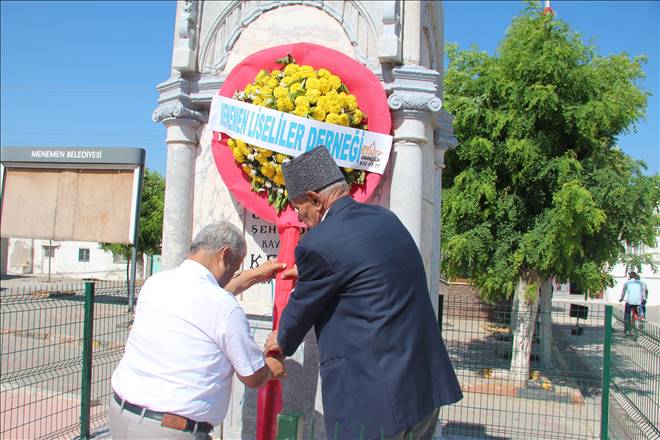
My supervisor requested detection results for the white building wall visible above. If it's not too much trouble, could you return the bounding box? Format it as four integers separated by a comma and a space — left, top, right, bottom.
605, 237, 660, 306
7, 238, 34, 274
6, 238, 129, 280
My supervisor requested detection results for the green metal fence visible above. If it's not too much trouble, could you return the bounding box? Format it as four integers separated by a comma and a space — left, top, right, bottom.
605, 306, 660, 440
1, 280, 138, 440
3, 281, 658, 440
439, 294, 606, 440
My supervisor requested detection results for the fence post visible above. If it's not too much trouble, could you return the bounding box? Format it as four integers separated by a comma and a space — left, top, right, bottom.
600, 305, 612, 440
80, 281, 95, 440
438, 294, 444, 335
276, 411, 304, 440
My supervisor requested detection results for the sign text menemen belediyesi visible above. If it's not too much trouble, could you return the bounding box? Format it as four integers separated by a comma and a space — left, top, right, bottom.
30, 149, 103, 160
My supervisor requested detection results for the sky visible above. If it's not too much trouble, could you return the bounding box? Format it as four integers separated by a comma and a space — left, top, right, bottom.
1, 0, 658, 176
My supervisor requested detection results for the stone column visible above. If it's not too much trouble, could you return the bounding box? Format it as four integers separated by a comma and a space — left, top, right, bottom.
388, 107, 426, 247
386, 64, 443, 262
153, 101, 204, 270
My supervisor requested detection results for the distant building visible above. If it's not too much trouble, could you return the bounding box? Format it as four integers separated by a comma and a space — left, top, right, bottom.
1, 238, 147, 280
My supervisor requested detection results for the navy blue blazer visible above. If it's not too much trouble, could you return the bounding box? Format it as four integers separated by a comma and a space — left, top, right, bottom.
278, 196, 462, 439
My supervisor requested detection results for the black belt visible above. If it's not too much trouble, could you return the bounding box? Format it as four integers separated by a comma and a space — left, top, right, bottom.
113, 392, 213, 434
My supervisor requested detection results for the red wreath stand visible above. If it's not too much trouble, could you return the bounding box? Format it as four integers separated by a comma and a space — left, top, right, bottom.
212, 42, 391, 440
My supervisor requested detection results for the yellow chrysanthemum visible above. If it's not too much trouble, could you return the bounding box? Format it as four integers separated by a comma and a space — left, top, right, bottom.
328, 75, 342, 90
306, 77, 319, 91
305, 88, 321, 104
317, 68, 331, 78
337, 113, 349, 126
257, 148, 273, 158
242, 164, 252, 175
290, 83, 303, 94
258, 76, 270, 87
273, 86, 289, 98
273, 171, 285, 186
311, 107, 326, 121
261, 163, 276, 178
283, 63, 300, 76
270, 69, 282, 78
293, 106, 308, 117
317, 78, 331, 94
351, 109, 364, 125
267, 78, 279, 89
275, 153, 289, 163
255, 70, 268, 83
325, 96, 342, 114
345, 94, 358, 111
325, 113, 340, 124
294, 96, 310, 108
315, 96, 326, 112
300, 65, 314, 75
277, 96, 294, 112
236, 139, 251, 156
227, 138, 236, 148
232, 148, 246, 163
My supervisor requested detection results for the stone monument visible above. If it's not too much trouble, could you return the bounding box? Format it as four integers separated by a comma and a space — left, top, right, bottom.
153, 1, 456, 438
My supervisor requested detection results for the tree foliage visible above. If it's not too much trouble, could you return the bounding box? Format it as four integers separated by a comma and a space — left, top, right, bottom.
100, 168, 165, 259
441, 2, 660, 303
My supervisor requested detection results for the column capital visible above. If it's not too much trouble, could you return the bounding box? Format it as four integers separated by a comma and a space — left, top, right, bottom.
384, 64, 445, 145
385, 64, 442, 114
152, 76, 208, 126
388, 93, 442, 113
153, 101, 206, 126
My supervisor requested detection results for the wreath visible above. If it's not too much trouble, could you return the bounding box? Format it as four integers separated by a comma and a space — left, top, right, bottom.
211, 42, 391, 228
225, 55, 367, 213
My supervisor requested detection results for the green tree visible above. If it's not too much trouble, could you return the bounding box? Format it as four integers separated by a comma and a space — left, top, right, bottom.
441, 2, 660, 385
100, 168, 165, 281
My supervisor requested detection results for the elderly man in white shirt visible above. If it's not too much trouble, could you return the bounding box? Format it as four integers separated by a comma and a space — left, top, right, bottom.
110, 220, 287, 439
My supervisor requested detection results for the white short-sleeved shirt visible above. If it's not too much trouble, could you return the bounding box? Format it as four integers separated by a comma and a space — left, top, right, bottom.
112, 260, 265, 425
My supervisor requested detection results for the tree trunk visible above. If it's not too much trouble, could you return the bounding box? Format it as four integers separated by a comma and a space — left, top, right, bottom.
509, 272, 540, 387
539, 279, 553, 369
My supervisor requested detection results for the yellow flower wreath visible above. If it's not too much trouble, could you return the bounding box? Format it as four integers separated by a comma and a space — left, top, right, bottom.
227, 55, 367, 213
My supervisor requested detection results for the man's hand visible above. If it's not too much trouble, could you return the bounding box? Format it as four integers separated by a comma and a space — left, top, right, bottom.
265, 354, 287, 380
237, 352, 286, 388
250, 259, 287, 284
265, 330, 282, 353
225, 260, 286, 295
281, 265, 298, 280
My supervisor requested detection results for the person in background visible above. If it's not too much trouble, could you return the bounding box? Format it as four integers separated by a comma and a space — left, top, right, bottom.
636, 272, 649, 319
110, 220, 287, 439
265, 146, 462, 440
619, 271, 647, 334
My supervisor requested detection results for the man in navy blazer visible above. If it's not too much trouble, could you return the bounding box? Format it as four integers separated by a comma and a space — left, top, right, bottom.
266, 146, 462, 439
